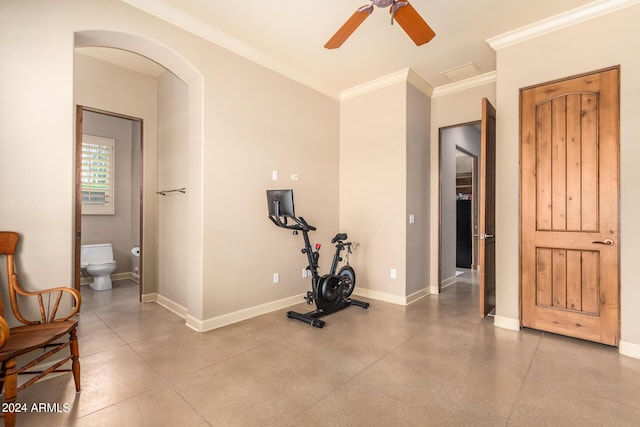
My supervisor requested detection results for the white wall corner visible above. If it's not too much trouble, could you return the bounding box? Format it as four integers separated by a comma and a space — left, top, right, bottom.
141, 292, 157, 303
486, 0, 640, 50
185, 313, 205, 332
406, 69, 434, 98
619, 340, 640, 359
493, 315, 521, 331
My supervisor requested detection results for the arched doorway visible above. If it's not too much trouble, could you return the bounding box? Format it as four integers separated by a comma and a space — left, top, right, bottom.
74, 30, 205, 323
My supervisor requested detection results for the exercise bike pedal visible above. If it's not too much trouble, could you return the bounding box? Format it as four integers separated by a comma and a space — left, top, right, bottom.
305, 291, 315, 305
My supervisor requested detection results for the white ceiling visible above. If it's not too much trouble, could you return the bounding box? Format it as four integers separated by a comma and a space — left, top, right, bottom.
80, 0, 604, 95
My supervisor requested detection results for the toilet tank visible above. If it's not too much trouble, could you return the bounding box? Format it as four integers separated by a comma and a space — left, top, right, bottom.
81, 243, 114, 265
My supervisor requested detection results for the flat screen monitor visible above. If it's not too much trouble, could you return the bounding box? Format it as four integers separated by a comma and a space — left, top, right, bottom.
266, 189, 295, 218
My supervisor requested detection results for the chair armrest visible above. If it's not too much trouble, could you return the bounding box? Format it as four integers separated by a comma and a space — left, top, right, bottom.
9, 273, 82, 325
0, 317, 9, 348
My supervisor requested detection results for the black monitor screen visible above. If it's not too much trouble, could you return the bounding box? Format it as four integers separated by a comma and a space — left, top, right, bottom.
266, 189, 295, 218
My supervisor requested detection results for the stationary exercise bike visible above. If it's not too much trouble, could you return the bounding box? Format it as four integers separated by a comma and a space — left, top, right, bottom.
267, 189, 370, 328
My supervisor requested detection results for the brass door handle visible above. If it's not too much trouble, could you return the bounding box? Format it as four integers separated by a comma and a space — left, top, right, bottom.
592, 238, 614, 246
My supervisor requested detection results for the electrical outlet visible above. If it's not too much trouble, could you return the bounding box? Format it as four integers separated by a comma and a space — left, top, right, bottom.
273, 273, 279, 283
302, 268, 308, 278
272, 170, 278, 181
390, 268, 397, 279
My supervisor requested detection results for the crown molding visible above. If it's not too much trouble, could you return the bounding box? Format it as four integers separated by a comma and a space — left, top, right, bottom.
487, 0, 640, 50
122, 0, 340, 99
431, 71, 497, 98
340, 68, 434, 101
340, 69, 411, 101
406, 69, 434, 98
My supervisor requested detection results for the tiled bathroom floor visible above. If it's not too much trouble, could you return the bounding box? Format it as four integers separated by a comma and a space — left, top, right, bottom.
7, 273, 640, 426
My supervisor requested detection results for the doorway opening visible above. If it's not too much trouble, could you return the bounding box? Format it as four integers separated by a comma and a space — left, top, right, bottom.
455, 149, 478, 272
438, 122, 481, 294
74, 30, 205, 329
75, 107, 143, 301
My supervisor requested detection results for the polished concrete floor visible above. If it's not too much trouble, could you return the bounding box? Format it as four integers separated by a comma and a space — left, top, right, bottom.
8, 272, 640, 426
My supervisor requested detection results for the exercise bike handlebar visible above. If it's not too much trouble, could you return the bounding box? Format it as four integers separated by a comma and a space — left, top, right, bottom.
268, 202, 316, 231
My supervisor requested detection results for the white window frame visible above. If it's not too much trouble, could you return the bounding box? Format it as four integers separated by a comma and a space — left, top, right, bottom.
81, 134, 115, 215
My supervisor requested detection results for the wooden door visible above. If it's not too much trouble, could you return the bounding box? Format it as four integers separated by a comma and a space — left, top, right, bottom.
479, 98, 496, 317
74, 106, 83, 291
520, 67, 619, 346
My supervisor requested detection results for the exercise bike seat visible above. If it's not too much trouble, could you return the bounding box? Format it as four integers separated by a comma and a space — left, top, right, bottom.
331, 233, 348, 243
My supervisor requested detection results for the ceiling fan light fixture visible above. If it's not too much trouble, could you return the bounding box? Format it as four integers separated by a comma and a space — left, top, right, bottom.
372, 0, 394, 7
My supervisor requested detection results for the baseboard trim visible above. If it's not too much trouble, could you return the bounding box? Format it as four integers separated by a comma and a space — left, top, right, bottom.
141, 292, 156, 303
352, 287, 429, 306
111, 272, 132, 282
154, 293, 188, 318
81, 271, 138, 285
189, 293, 307, 332
149, 286, 432, 332
185, 314, 203, 332
619, 340, 640, 359
406, 287, 431, 305
493, 315, 521, 331
143, 292, 319, 332
440, 275, 456, 289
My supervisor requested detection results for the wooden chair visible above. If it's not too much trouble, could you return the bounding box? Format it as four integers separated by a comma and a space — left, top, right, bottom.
0, 231, 81, 427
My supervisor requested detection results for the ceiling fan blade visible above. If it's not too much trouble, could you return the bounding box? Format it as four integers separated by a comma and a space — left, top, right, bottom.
392, 2, 435, 46
324, 7, 372, 49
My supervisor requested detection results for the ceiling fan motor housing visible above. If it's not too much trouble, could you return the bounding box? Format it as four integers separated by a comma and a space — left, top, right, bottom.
373, 0, 394, 7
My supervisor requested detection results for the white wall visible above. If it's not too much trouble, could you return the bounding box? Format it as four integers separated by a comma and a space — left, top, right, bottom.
340, 82, 407, 299
341, 80, 431, 303
406, 84, 431, 297
199, 47, 340, 323
494, 5, 640, 352
157, 71, 189, 307
0, 0, 339, 330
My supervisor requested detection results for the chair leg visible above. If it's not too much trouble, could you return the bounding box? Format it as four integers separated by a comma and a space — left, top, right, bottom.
70, 328, 81, 393
0, 360, 6, 394
4, 358, 18, 427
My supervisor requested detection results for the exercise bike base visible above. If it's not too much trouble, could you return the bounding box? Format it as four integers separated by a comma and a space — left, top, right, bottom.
285, 298, 370, 328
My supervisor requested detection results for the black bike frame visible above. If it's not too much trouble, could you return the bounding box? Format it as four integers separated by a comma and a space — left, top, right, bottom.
268, 198, 369, 328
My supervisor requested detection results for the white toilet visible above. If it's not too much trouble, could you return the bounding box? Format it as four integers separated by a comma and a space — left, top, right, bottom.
81, 243, 117, 291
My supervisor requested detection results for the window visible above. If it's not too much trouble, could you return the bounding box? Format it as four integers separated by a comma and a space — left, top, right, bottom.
81, 135, 115, 215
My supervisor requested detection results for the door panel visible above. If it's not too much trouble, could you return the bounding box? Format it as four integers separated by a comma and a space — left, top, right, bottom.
479, 98, 496, 317
74, 106, 83, 291
520, 67, 619, 346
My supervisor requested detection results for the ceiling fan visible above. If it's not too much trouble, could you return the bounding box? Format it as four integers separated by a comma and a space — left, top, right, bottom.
324, 0, 436, 49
